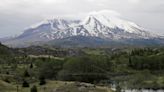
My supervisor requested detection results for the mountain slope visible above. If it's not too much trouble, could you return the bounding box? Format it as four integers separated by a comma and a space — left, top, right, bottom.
3, 10, 163, 47
16, 19, 81, 41
48, 36, 164, 48
0, 43, 16, 55
81, 12, 157, 39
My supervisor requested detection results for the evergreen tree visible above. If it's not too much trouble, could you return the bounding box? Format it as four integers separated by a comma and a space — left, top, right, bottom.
22, 80, 29, 87
31, 85, 37, 92
30, 63, 33, 69
128, 57, 132, 67
39, 76, 46, 85
116, 85, 121, 92
24, 70, 30, 77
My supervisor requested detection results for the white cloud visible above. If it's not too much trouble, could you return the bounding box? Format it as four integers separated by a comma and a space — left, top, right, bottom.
88, 10, 121, 17
128, 0, 140, 4
40, 0, 67, 4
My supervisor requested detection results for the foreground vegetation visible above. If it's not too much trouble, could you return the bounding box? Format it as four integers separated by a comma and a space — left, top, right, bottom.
0, 80, 113, 92
0, 43, 164, 91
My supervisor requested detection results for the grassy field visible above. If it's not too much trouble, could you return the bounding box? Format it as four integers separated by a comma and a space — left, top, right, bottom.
0, 80, 113, 92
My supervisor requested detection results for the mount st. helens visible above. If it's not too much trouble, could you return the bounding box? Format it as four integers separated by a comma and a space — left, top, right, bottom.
3, 11, 164, 47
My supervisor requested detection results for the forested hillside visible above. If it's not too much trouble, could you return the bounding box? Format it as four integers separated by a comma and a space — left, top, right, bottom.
0, 43, 164, 92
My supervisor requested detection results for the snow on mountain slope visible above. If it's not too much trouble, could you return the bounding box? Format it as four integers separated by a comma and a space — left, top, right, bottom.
81, 11, 157, 39
4, 10, 161, 47
50, 11, 157, 40
18, 19, 81, 40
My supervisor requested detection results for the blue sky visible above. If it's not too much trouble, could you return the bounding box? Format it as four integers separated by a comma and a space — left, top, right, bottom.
0, 0, 164, 37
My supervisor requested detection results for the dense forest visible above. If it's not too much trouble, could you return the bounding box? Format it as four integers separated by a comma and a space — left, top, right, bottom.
0, 42, 164, 92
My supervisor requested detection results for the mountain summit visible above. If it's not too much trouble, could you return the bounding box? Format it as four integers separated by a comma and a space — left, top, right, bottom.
3, 10, 163, 47
81, 11, 157, 39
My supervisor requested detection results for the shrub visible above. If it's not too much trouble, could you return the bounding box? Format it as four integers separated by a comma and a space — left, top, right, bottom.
22, 80, 29, 87
39, 76, 46, 85
31, 85, 37, 92
24, 70, 30, 77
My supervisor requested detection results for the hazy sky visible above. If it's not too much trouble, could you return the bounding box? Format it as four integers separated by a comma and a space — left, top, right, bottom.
0, 0, 164, 37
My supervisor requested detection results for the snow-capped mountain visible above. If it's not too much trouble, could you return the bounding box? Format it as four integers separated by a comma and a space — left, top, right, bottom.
20, 11, 158, 40
3, 10, 163, 47
19, 19, 81, 40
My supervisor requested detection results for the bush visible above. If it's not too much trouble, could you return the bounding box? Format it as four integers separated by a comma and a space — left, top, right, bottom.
22, 80, 29, 87
30, 63, 33, 68
38, 59, 64, 79
3, 78, 10, 83
58, 56, 112, 83
31, 85, 37, 92
24, 70, 30, 77
39, 76, 46, 85
116, 85, 121, 92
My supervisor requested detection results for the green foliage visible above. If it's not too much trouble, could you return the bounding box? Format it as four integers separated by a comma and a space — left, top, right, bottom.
22, 80, 29, 87
0, 43, 12, 56
37, 58, 65, 79
39, 76, 46, 85
31, 85, 37, 92
30, 63, 33, 69
129, 54, 164, 70
1, 43, 164, 89
3, 78, 10, 83
131, 48, 159, 56
116, 85, 121, 92
24, 70, 30, 77
58, 55, 112, 83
